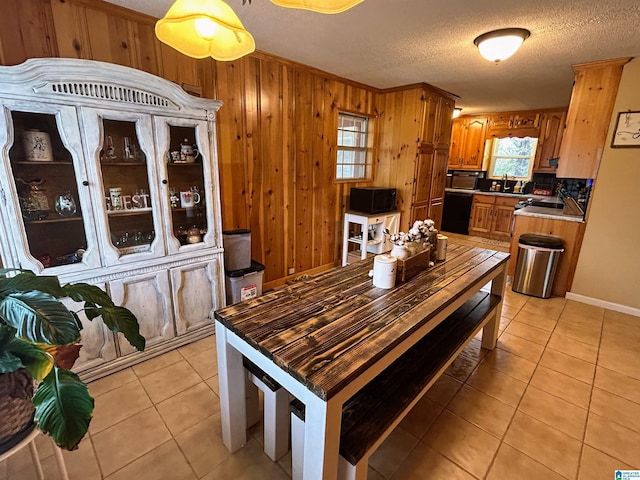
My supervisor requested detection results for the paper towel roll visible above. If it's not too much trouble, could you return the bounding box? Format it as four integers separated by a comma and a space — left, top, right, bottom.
372, 254, 397, 289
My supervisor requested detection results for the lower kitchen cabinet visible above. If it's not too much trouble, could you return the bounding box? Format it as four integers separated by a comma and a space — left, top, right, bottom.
469, 194, 520, 240
509, 215, 586, 297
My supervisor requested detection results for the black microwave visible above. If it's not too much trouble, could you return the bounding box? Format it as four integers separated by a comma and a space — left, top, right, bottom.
349, 187, 397, 214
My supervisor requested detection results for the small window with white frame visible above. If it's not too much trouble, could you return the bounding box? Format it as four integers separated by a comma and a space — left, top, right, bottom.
489, 136, 538, 179
337, 112, 372, 181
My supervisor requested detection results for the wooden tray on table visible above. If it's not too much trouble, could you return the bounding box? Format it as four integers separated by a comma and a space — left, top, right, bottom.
396, 247, 430, 282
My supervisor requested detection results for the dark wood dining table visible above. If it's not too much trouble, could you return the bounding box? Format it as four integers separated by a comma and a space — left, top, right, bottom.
214, 243, 509, 479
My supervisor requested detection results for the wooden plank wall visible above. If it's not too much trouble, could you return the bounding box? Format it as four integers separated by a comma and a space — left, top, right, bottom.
0, 0, 378, 286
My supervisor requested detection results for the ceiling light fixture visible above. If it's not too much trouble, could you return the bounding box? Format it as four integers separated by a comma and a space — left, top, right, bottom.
269, 0, 364, 14
473, 28, 530, 63
452, 108, 462, 119
155, 0, 255, 61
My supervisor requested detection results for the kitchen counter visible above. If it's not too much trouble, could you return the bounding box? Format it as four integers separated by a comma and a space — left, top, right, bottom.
444, 188, 555, 201
515, 205, 584, 223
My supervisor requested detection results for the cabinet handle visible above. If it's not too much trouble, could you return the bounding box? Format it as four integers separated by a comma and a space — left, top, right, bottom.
82, 180, 89, 186
162, 179, 168, 185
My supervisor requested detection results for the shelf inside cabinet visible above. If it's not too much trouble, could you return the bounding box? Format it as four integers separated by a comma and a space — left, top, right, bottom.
24, 213, 83, 224
101, 162, 146, 167
348, 237, 382, 246
107, 207, 152, 216
12, 160, 73, 166
167, 162, 202, 167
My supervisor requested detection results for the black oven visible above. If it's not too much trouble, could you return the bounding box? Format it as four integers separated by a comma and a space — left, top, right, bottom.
442, 191, 474, 234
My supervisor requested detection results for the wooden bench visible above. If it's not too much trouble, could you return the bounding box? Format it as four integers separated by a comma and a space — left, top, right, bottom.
289, 290, 499, 479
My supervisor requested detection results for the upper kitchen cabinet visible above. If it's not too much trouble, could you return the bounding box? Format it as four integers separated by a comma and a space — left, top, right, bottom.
486, 110, 540, 139
533, 109, 567, 173
448, 116, 487, 170
420, 90, 456, 150
556, 57, 631, 179
0, 58, 225, 380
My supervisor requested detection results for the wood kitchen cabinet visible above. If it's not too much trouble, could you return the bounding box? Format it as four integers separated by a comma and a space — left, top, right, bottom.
509, 215, 586, 297
486, 110, 540, 139
557, 57, 631, 179
0, 59, 225, 381
533, 109, 567, 173
448, 116, 487, 170
469, 194, 520, 240
376, 84, 457, 230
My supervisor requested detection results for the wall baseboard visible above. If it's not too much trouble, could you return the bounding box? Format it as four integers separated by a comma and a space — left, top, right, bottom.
565, 292, 640, 317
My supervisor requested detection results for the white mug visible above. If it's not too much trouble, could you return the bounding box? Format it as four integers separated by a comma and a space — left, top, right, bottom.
180, 190, 201, 208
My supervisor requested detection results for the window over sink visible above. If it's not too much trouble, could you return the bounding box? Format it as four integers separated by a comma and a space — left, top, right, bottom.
488, 136, 538, 179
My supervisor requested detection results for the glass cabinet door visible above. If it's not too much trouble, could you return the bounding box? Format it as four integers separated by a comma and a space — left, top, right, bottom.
80, 108, 165, 266
153, 117, 218, 254
0, 102, 100, 273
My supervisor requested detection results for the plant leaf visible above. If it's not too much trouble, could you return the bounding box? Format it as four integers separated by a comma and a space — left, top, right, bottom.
0, 272, 66, 298
62, 283, 114, 308
3, 337, 54, 380
0, 349, 25, 373
0, 291, 80, 345
98, 306, 145, 351
33, 367, 94, 450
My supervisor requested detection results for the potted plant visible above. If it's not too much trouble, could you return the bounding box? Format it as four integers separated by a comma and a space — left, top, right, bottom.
0, 269, 145, 453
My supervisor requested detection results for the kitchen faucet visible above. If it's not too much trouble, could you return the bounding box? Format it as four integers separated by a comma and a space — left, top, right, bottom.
502, 174, 510, 192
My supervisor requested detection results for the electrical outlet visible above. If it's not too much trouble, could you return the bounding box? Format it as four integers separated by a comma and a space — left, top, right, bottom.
288, 267, 295, 275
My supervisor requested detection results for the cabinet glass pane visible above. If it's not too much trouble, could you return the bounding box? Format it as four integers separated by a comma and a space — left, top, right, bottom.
166, 126, 207, 246
9, 111, 88, 268
101, 119, 155, 255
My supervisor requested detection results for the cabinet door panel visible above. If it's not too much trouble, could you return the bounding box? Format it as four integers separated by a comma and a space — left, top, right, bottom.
109, 270, 174, 356
436, 98, 455, 149
534, 111, 566, 172
492, 205, 516, 238
469, 201, 493, 233
80, 107, 166, 266
429, 199, 444, 230
154, 116, 221, 254
413, 152, 433, 204
461, 117, 487, 169
448, 118, 465, 169
411, 202, 429, 225
420, 94, 438, 145
430, 149, 449, 204
171, 259, 223, 335
0, 101, 101, 273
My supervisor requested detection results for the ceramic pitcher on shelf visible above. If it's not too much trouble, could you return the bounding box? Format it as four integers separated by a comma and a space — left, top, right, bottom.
180, 138, 199, 163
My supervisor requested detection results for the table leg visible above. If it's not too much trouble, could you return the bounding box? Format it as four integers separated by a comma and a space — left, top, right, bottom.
482, 265, 507, 350
302, 394, 342, 480
215, 320, 247, 452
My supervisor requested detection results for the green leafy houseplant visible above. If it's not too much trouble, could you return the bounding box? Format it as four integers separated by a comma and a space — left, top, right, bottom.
0, 269, 145, 451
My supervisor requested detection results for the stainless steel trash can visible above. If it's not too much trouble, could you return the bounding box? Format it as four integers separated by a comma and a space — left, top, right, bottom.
512, 234, 564, 298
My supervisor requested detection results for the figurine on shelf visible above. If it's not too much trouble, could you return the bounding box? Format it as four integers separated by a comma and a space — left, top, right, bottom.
54, 191, 77, 217
103, 135, 117, 162
17, 178, 49, 221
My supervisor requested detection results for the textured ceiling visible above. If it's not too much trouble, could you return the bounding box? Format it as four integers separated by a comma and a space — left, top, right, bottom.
104, 0, 640, 113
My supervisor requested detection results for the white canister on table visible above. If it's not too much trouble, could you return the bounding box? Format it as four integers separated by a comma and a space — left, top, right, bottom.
436, 234, 448, 261
23, 129, 53, 161
372, 254, 397, 289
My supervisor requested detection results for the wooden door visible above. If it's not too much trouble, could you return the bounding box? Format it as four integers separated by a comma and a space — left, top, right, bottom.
420, 94, 438, 146
534, 110, 566, 172
171, 259, 224, 334
492, 205, 516, 238
109, 270, 174, 356
413, 151, 434, 205
436, 98, 455, 149
469, 196, 494, 234
461, 117, 487, 169
448, 118, 465, 169
411, 203, 430, 225
430, 149, 448, 205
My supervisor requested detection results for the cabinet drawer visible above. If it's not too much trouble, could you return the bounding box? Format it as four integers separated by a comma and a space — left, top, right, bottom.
473, 194, 495, 204
495, 197, 520, 207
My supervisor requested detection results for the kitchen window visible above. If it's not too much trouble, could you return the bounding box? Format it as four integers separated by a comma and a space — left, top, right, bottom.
489, 136, 538, 179
337, 112, 372, 180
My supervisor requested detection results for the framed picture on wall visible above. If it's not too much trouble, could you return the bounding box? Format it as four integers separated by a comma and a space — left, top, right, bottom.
611, 111, 640, 148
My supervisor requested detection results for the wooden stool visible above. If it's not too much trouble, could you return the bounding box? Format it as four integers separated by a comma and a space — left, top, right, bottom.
0, 426, 69, 480
243, 358, 290, 461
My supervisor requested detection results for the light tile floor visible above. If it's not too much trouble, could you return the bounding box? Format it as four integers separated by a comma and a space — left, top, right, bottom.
2, 238, 639, 479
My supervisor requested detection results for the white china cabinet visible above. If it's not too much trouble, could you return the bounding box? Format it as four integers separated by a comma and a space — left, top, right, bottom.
0, 59, 225, 381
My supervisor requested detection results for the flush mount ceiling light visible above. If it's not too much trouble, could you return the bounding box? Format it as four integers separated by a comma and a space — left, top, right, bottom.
473, 28, 531, 63
269, 0, 364, 14
155, 0, 256, 61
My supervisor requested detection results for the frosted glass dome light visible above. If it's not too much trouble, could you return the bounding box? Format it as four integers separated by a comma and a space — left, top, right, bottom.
269, 0, 364, 14
474, 28, 531, 63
